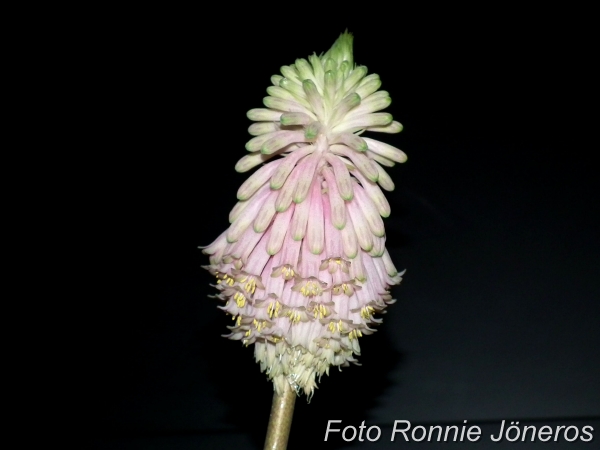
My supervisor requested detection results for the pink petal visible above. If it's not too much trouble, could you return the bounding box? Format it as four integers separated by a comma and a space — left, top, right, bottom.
346, 199, 374, 252
230, 182, 270, 223
352, 181, 385, 237
267, 203, 295, 255
293, 151, 320, 204
237, 159, 282, 201
235, 152, 275, 173
374, 163, 395, 191
253, 190, 278, 233
325, 153, 354, 201
330, 144, 379, 182
330, 132, 368, 152
262, 130, 307, 155
227, 185, 272, 242
322, 167, 346, 229
363, 137, 407, 163
270, 145, 314, 190
306, 176, 324, 254
340, 212, 358, 259
351, 169, 391, 218
290, 191, 310, 241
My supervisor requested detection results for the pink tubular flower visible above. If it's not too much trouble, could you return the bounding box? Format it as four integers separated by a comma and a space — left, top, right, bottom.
202, 31, 406, 399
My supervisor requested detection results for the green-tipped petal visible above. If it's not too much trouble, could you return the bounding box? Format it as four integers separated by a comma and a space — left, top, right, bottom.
355, 74, 381, 99
261, 130, 306, 155
248, 121, 280, 136
280, 112, 311, 126
340, 213, 358, 259
330, 144, 379, 182
374, 163, 395, 191
290, 194, 310, 240
270, 146, 314, 190
293, 152, 319, 203
322, 167, 346, 229
346, 199, 374, 252
342, 66, 368, 95
267, 203, 295, 255
331, 132, 368, 152
237, 160, 281, 201
253, 192, 278, 233
367, 120, 403, 134
302, 79, 325, 121
235, 152, 273, 173
363, 137, 407, 163
306, 180, 325, 254
247, 108, 282, 122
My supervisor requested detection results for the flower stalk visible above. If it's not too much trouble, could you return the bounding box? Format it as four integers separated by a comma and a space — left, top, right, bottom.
264, 382, 296, 450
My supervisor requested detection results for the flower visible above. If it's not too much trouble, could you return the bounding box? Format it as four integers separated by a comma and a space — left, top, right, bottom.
202, 31, 406, 399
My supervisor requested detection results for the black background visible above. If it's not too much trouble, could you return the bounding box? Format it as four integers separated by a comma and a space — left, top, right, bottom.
84, 12, 598, 449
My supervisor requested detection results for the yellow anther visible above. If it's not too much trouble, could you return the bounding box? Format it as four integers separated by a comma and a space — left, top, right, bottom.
236, 316, 242, 326
286, 311, 301, 324
216, 272, 236, 287
234, 292, 246, 307
257, 320, 267, 332
253, 319, 266, 332
360, 306, 374, 319
267, 301, 281, 318
244, 278, 257, 294
328, 322, 335, 332
245, 329, 251, 337
348, 329, 363, 340
312, 304, 327, 319
297, 278, 325, 297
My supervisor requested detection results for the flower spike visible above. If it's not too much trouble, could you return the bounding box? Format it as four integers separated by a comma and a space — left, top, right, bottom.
202, 31, 406, 398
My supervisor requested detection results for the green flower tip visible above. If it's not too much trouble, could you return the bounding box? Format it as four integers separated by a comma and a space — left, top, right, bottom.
323, 29, 354, 67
